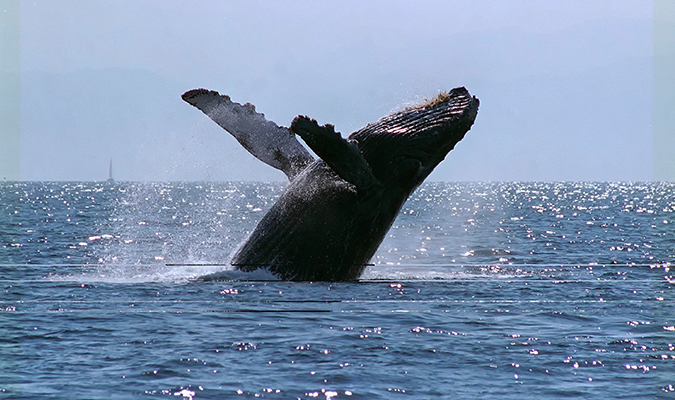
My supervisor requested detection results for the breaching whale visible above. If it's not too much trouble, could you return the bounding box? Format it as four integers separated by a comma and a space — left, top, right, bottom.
182, 87, 479, 281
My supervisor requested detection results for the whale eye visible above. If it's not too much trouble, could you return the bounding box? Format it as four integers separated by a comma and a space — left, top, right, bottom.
393, 158, 422, 183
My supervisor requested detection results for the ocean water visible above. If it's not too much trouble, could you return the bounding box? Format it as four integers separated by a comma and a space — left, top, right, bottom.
1, 181, 674, 399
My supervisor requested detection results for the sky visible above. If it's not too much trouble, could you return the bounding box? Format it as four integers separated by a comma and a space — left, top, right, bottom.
0, 0, 669, 182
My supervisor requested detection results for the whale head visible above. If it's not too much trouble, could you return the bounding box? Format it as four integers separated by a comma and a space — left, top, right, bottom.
350, 87, 479, 195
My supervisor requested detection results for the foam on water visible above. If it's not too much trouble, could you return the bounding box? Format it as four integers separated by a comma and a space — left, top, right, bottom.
44, 263, 232, 284
40, 263, 530, 284
361, 264, 533, 281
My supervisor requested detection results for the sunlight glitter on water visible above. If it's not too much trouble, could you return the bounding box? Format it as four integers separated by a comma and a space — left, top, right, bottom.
4, 181, 673, 272
1, 181, 674, 398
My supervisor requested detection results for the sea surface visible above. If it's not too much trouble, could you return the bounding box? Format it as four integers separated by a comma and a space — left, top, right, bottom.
1, 181, 674, 399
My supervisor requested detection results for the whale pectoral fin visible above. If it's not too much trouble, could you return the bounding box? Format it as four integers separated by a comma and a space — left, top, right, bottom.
182, 89, 314, 180
291, 116, 380, 192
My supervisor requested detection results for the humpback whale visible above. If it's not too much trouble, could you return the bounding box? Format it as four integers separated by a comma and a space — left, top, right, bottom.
182, 87, 479, 281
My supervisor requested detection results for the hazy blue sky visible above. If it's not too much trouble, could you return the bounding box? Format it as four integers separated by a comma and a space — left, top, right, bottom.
1, 1, 665, 181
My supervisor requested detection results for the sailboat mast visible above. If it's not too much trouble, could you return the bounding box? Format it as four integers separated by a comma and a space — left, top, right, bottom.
107, 159, 114, 182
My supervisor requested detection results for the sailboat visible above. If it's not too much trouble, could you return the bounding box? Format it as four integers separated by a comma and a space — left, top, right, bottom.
107, 159, 115, 183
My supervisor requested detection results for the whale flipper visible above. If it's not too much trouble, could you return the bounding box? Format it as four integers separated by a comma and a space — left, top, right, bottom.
290, 116, 380, 193
182, 89, 314, 180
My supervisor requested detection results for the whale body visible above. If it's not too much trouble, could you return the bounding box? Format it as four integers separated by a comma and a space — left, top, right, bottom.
182, 87, 479, 281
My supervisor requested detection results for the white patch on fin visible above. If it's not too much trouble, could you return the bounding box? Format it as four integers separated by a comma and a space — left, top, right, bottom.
182, 89, 314, 180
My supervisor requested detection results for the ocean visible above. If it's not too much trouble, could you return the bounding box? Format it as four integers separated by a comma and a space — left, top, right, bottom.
1, 181, 674, 399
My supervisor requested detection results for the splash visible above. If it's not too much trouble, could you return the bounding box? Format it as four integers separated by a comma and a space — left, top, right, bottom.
80, 181, 277, 282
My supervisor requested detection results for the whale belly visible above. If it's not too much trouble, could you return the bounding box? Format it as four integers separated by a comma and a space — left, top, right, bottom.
231, 163, 384, 281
